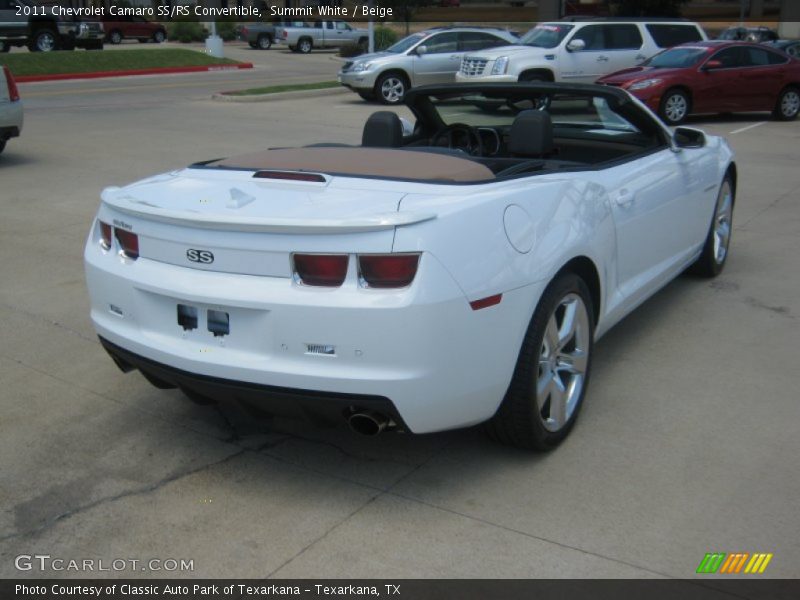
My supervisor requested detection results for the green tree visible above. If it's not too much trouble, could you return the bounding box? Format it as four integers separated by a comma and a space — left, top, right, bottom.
608, 0, 689, 17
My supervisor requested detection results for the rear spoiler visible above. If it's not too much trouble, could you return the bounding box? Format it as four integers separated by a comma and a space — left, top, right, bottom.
100, 193, 436, 234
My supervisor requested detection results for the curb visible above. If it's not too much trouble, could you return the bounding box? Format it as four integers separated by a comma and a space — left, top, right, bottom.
212, 86, 349, 103
15, 63, 254, 84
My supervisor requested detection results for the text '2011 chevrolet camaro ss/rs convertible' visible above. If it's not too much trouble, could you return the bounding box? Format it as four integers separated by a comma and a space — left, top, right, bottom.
84, 83, 736, 450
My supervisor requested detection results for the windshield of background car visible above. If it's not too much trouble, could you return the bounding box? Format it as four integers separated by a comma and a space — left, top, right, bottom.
518, 24, 574, 48
428, 91, 643, 136
643, 46, 710, 68
385, 32, 427, 54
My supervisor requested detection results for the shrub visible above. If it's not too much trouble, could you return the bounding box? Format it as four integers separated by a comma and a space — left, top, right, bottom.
215, 20, 238, 42
374, 26, 398, 51
167, 21, 207, 43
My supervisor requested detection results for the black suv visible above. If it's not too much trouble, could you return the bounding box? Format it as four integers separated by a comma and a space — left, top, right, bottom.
0, 0, 104, 52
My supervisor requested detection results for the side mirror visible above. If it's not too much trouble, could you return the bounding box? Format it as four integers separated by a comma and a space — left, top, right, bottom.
399, 117, 415, 137
566, 39, 586, 52
416, 45, 428, 56
703, 59, 723, 71
673, 127, 706, 149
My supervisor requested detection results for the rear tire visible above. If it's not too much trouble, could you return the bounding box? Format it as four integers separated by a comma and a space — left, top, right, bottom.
688, 176, 735, 278
486, 273, 595, 450
109, 30, 122, 45
29, 29, 60, 52
153, 30, 166, 44
773, 86, 800, 121
297, 38, 313, 53
257, 34, 272, 50
659, 88, 690, 125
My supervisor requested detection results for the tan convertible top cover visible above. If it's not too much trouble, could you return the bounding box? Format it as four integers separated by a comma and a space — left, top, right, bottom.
211, 147, 495, 183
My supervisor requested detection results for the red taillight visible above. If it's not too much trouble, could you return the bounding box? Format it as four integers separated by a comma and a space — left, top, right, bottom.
293, 254, 348, 287
3, 66, 19, 103
99, 221, 112, 249
358, 254, 420, 289
114, 229, 139, 260
282, 30, 288, 39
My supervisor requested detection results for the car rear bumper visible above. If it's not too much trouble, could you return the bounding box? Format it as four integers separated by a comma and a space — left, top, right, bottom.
99, 336, 409, 430
85, 233, 530, 434
0, 102, 23, 138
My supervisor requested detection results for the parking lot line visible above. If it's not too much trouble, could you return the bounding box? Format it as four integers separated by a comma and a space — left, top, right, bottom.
729, 121, 767, 135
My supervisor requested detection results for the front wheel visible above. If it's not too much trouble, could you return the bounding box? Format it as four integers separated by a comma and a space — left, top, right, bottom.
108, 30, 122, 45
375, 72, 407, 105
659, 88, 690, 125
153, 30, 166, 44
297, 38, 312, 53
486, 273, 595, 450
688, 176, 735, 278
773, 86, 800, 121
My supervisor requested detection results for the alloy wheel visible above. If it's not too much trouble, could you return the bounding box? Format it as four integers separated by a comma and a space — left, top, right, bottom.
713, 180, 733, 265
381, 77, 405, 103
664, 93, 688, 123
37, 32, 56, 52
781, 90, 800, 118
537, 293, 590, 432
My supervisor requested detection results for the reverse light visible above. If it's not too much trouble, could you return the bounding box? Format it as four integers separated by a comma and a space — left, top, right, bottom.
293, 254, 349, 287
114, 229, 139, 260
3, 66, 19, 102
628, 78, 663, 91
492, 56, 509, 75
358, 254, 420, 289
99, 221, 112, 250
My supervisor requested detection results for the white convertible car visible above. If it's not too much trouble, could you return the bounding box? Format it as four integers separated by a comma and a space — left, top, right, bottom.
84, 83, 735, 450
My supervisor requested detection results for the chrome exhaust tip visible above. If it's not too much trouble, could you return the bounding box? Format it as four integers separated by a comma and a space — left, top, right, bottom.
347, 411, 389, 436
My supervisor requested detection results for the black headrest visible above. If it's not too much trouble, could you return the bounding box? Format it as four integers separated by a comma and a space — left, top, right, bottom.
508, 110, 554, 157
362, 111, 403, 148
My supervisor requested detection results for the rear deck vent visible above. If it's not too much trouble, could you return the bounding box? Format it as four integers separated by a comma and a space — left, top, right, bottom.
253, 171, 326, 183
306, 344, 336, 356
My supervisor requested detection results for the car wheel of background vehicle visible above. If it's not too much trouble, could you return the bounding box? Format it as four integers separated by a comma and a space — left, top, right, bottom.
486, 272, 595, 450
109, 30, 122, 44
688, 175, 735, 278
153, 30, 166, 43
30, 29, 59, 52
375, 72, 407, 105
0, 140, 6, 154
257, 34, 271, 50
357, 91, 376, 101
773, 86, 800, 121
659, 88, 690, 125
298, 37, 313, 53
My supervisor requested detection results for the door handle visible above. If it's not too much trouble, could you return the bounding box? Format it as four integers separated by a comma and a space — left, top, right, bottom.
450, 54, 461, 61
596, 55, 609, 62
615, 189, 635, 208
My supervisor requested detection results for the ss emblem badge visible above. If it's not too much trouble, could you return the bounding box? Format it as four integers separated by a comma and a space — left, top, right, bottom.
186, 249, 214, 264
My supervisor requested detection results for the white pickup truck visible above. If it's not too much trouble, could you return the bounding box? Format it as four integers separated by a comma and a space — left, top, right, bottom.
276, 20, 369, 53
0, 65, 22, 156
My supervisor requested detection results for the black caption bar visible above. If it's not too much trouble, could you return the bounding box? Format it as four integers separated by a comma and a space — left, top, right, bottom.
3, 580, 800, 600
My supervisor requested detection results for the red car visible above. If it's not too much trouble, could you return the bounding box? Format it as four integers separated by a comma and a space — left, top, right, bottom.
101, 16, 167, 45
597, 41, 800, 125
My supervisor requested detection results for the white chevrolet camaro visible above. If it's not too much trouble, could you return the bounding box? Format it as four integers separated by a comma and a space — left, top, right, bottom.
84, 83, 736, 450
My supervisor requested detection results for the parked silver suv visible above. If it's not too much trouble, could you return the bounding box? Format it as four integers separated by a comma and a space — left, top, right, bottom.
338, 27, 518, 104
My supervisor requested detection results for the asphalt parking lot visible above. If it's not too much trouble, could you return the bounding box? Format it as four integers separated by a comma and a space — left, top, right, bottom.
0, 73, 798, 581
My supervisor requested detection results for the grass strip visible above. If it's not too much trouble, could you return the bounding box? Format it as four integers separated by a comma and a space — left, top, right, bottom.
0, 49, 240, 77
223, 81, 340, 96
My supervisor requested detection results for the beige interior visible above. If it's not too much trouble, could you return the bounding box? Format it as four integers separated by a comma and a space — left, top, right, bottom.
211, 147, 495, 183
